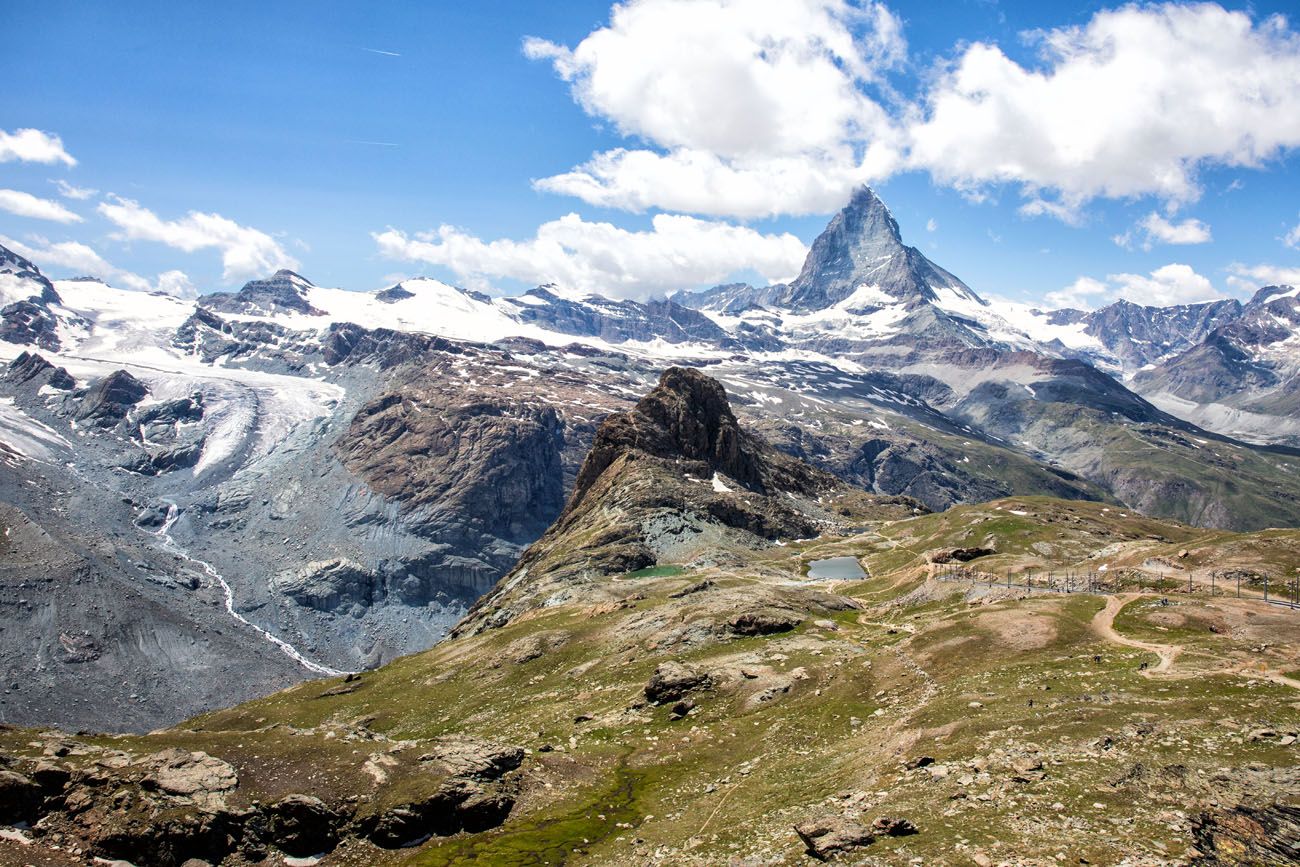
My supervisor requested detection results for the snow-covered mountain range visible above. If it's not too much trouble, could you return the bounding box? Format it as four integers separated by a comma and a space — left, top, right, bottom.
2, 185, 1298, 731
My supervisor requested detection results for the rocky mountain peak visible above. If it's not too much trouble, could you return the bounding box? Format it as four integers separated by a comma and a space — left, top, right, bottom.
782, 186, 901, 302
0, 243, 39, 275
570, 367, 766, 503
1247, 284, 1298, 309
775, 185, 979, 312
201, 269, 323, 316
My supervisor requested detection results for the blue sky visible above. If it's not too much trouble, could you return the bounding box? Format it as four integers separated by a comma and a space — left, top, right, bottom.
2, 0, 1299, 307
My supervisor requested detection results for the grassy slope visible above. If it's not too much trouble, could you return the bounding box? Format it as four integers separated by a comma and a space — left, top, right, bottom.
3, 497, 1298, 865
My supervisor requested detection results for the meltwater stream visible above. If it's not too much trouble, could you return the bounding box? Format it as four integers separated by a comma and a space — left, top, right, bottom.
154, 503, 345, 677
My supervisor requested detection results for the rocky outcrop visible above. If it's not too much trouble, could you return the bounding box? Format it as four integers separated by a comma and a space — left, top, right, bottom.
143, 749, 239, 807
571, 366, 832, 504
74, 369, 149, 427
3, 351, 74, 391
337, 393, 566, 544
1191, 803, 1300, 865
0, 732, 524, 865
0, 246, 63, 352
273, 558, 377, 612
0, 300, 61, 352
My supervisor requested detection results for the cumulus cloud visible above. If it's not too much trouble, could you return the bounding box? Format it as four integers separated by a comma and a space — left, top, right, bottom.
534, 149, 895, 219
1046, 263, 1223, 309
51, 179, 97, 200
0, 129, 76, 167
0, 190, 83, 224
97, 195, 298, 281
1114, 212, 1212, 250
906, 4, 1300, 218
525, 0, 905, 218
529, 3, 1300, 222
0, 234, 196, 296
1226, 262, 1300, 292
374, 213, 807, 299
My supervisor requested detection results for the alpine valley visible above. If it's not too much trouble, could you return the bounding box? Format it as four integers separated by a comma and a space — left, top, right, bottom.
1, 188, 1298, 865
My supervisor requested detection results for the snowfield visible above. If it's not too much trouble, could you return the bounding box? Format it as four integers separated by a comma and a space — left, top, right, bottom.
0, 397, 72, 462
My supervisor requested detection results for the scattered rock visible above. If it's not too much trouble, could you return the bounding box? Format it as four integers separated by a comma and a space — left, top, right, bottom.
669, 698, 695, 720
871, 816, 918, 837
669, 580, 715, 599
928, 547, 995, 564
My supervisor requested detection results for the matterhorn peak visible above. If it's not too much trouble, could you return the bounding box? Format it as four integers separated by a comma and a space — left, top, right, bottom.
775, 185, 979, 312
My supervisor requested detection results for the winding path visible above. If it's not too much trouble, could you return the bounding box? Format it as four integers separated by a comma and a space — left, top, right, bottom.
1090, 593, 1182, 675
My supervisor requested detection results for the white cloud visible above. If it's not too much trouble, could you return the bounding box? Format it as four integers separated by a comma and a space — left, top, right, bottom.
1046, 264, 1222, 309
525, 0, 905, 218
1114, 212, 1212, 250
1226, 262, 1300, 292
51, 179, 97, 200
1043, 276, 1111, 310
0, 129, 76, 167
0, 234, 195, 295
1018, 198, 1083, 226
0, 190, 82, 224
906, 4, 1300, 217
374, 212, 807, 299
534, 148, 896, 219
925, 218, 937, 232
154, 269, 199, 298
97, 195, 298, 281
1284, 216, 1300, 249
525, 0, 901, 158
529, 3, 1300, 222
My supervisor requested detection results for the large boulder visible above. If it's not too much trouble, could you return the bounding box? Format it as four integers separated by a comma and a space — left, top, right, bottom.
794, 815, 875, 860
644, 661, 710, 705
141, 749, 238, 806
420, 736, 524, 781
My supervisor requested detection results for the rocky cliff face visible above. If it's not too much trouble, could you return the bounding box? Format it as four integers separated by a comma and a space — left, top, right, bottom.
1058, 298, 1242, 369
